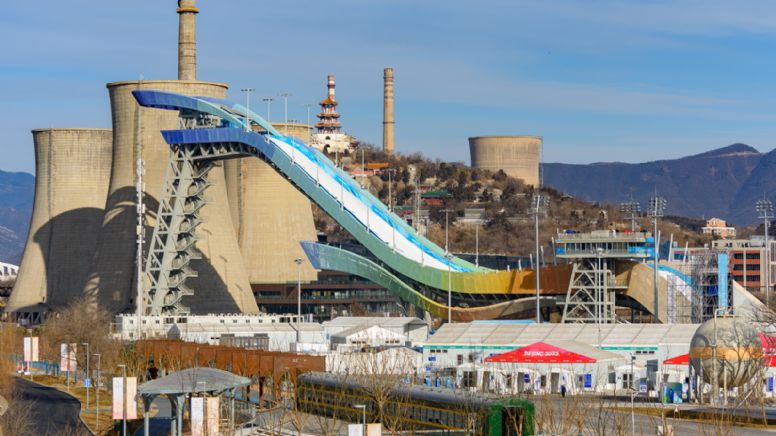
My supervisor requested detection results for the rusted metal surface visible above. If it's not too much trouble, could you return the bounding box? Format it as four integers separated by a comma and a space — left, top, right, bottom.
135, 340, 324, 380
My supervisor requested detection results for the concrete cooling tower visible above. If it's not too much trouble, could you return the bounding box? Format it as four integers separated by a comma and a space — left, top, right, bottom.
7, 129, 113, 322
469, 136, 542, 187
83, 80, 258, 314
224, 121, 318, 284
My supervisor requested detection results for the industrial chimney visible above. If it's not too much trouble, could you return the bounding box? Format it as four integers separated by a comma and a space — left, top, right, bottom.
383, 68, 395, 154
177, 0, 198, 80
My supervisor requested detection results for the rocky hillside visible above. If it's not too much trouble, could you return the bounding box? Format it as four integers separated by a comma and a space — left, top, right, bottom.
542, 144, 773, 225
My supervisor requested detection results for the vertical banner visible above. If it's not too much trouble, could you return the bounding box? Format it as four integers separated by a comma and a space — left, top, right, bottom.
718, 253, 729, 309
206, 397, 219, 435
60, 343, 77, 372
112, 377, 124, 420
126, 377, 138, 420
190, 397, 204, 436
23, 337, 39, 362
112, 377, 138, 420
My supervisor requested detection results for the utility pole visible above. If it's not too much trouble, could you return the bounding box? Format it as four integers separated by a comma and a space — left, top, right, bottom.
279, 92, 291, 134
135, 74, 145, 341
386, 168, 396, 213
262, 97, 274, 124
241, 88, 255, 132
82, 343, 90, 415
649, 195, 666, 323
757, 197, 774, 306
530, 194, 549, 323
475, 222, 479, 268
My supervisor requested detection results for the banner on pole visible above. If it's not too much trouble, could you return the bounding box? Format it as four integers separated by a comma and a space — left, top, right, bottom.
112, 377, 124, 420
23, 337, 39, 362
190, 397, 204, 436
112, 376, 138, 420
206, 397, 219, 435
60, 343, 77, 372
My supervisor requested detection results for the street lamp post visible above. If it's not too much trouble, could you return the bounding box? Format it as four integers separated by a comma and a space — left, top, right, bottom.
117, 364, 127, 436
93, 353, 101, 433
475, 222, 479, 268
530, 194, 549, 323
386, 168, 396, 213
279, 92, 291, 134
757, 197, 774, 306
648, 195, 666, 323
82, 342, 90, 414
262, 97, 274, 124
240, 88, 255, 132
354, 404, 366, 435
294, 258, 304, 344
441, 208, 454, 324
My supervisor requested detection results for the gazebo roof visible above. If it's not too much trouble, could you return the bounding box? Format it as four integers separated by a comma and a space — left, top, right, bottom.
138, 367, 250, 396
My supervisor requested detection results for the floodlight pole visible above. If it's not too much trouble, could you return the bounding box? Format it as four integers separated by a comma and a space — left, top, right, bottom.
279, 92, 291, 134
241, 88, 254, 132
649, 196, 666, 323
93, 353, 101, 433
262, 97, 274, 124
118, 364, 127, 436
531, 194, 548, 323
82, 342, 90, 414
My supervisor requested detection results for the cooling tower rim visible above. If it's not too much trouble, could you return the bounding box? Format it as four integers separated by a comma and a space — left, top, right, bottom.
31, 128, 112, 133
106, 79, 228, 89
469, 135, 543, 141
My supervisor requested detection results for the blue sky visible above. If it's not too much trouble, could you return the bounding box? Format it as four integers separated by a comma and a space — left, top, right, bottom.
3, 0, 776, 173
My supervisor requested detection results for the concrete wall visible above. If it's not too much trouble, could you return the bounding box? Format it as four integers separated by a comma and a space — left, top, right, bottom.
7, 129, 113, 318
84, 80, 258, 314
469, 136, 541, 187
223, 151, 318, 284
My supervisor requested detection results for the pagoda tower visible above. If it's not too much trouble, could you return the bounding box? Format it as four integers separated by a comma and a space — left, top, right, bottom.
311, 75, 351, 154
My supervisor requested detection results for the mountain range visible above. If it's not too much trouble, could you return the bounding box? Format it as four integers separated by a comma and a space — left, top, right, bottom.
0, 170, 34, 264
542, 143, 774, 225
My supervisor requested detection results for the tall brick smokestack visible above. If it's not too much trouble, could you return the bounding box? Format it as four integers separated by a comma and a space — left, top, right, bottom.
177, 0, 198, 80
383, 68, 395, 154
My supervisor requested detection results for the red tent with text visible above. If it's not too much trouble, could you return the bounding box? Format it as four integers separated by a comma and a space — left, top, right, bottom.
485, 340, 622, 364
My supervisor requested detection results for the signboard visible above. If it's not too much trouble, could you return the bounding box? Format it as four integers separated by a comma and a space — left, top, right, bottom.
718, 253, 729, 309
639, 381, 648, 393
23, 337, 38, 363
584, 374, 593, 389
112, 377, 137, 420
367, 423, 382, 436
523, 373, 531, 384
60, 343, 77, 372
427, 356, 436, 362
191, 397, 204, 436
348, 423, 364, 436
769, 377, 774, 393
84, 378, 92, 388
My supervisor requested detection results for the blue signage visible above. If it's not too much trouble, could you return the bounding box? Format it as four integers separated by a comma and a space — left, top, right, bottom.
84, 378, 92, 388
718, 253, 729, 309
769, 377, 774, 393
428, 356, 436, 362
523, 373, 530, 383
584, 374, 592, 389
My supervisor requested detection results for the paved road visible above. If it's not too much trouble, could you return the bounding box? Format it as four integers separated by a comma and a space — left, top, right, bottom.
13, 377, 91, 435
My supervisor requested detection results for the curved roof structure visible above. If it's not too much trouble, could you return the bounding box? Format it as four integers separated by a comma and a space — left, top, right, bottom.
138, 367, 250, 396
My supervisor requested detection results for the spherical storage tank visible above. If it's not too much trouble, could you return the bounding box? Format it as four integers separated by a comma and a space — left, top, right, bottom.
689, 317, 763, 388
468, 136, 541, 187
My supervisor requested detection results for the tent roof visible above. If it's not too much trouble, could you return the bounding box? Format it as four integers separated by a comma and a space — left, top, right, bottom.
485, 340, 623, 364
663, 354, 689, 365
138, 367, 250, 396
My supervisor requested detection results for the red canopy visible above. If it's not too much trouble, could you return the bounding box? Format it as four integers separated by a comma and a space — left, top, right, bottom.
663, 354, 689, 365
485, 341, 597, 364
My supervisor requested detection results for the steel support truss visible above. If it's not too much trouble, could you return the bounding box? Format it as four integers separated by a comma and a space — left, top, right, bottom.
142, 141, 256, 315
561, 257, 616, 323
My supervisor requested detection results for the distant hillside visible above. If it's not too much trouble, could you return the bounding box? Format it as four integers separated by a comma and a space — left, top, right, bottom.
542, 144, 772, 225
0, 170, 34, 263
